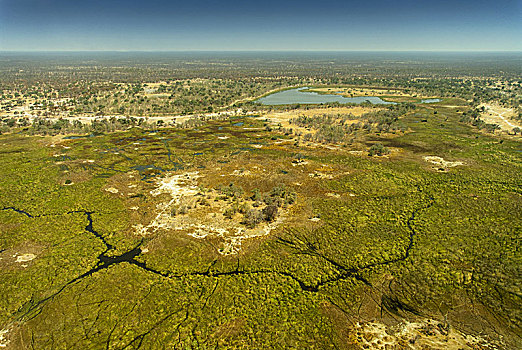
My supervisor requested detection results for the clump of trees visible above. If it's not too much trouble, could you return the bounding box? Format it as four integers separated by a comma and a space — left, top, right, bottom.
368, 143, 390, 156
216, 183, 297, 228
288, 104, 414, 145
219, 183, 244, 199
0, 116, 164, 136
242, 184, 296, 227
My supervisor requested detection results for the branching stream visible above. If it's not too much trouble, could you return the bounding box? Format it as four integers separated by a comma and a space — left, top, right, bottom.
2, 192, 434, 324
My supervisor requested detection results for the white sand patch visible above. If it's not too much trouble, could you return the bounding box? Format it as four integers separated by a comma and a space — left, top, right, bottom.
480, 104, 519, 131
15, 253, 36, 263
231, 169, 251, 176
349, 150, 365, 155
184, 224, 244, 255
354, 319, 502, 350
424, 156, 463, 169
105, 187, 119, 194
186, 224, 231, 239
309, 172, 334, 179
322, 144, 341, 150
150, 172, 200, 199
135, 172, 201, 236
0, 327, 10, 348
133, 224, 149, 236
178, 211, 287, 255
292, 160, 308, 166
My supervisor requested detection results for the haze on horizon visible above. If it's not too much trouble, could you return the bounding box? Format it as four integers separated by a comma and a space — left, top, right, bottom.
0, 0, 521, 52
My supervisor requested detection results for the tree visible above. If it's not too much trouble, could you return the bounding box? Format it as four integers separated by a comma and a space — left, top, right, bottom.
263, 204, 278, 222
243, 209, 263, 228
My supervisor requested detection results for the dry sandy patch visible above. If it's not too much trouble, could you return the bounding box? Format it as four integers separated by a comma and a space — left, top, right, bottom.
354, 319, 503, 350
480, 104, 520, 131
134, 171, 290, 255
424, 156, 464, 171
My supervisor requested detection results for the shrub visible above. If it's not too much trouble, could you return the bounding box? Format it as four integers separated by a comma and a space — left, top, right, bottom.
368, 143, 390, 156
223, 206, 236, 219
263, 204, 279, 222
251, 189, 263, 202
220, 183, 244, 198
243, 209, 263, 228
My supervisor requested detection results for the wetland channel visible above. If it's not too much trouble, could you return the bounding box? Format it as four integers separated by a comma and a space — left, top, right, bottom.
3, 190, 434, 322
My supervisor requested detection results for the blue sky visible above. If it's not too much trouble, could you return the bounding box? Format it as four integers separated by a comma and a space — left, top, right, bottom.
0, 0, 520, 51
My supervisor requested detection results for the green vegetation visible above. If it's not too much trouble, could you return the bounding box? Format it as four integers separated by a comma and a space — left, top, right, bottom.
367, 143, 390, 156
289, 104, 414, 145
1, 104, 520, 348
0, 54, 520, 349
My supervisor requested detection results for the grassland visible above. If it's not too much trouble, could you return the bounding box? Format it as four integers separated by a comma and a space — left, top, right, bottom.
0, 95, 520, 349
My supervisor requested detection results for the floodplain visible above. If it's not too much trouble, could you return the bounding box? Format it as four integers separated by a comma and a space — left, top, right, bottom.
0, 52, 521, 349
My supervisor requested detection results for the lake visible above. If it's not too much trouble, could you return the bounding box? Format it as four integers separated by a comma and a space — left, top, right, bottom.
256, 88, 396, 105
420, 98, 441, 103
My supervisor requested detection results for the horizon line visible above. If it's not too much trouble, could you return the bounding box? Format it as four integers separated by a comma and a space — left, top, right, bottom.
1, 49, 522, 53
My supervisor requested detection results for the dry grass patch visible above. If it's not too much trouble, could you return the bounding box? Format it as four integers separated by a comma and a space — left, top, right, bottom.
265, 106, 377, 134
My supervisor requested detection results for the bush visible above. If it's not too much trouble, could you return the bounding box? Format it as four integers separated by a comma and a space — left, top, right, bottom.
239, 202, 251, 214
220, 183, 244, 198
368, 143, 390, 156
262, 204, 279, 222
243, 209, 263, 228
223, 206, 236, 219
251, 189, 263, 202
